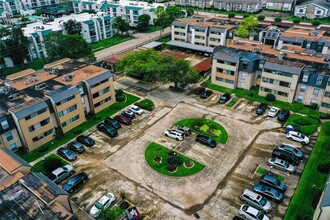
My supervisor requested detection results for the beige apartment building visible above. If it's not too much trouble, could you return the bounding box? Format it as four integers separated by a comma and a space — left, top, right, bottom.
320, 81, 330, 113
0, 58, 116, 152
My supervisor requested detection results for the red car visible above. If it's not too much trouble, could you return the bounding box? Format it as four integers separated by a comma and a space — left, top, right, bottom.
114, 115, 131, 125
194, 87, 205, 95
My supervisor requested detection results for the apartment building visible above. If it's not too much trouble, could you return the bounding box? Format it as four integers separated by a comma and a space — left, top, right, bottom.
20, 0, 60, 9
0, 148, 74, 219
0, 58, 115, 152
176, 0, 262, 13
0, 0, 22, 16
212, 47, 262, 89
320, 80, 330, 113
264, 0, 294, 11
171, 18, 235, 47
294, 0, 330, 19
23, 12, 114, 59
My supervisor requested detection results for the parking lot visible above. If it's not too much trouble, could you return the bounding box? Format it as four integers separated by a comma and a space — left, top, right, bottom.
64, 82, 316, 219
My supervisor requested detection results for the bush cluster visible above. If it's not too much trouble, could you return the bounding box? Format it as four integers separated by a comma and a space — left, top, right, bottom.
44, 158, 62, 172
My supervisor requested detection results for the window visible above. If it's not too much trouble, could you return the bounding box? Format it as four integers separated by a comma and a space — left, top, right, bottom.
321, 102, 330, 108
325, 92, 330, 98
90, 78, 109, 89
0, 118, 9, 130
5, 131, 13, 142
316, 75, 324, 86
9, 143, 17, 151
279, 81, 290, 88
56, 95, 75, 106
81, 96, 85, 104
300, 85, 306, 92
218, 2, 221, 9
59, 105, 77, 117
217, 60, 225, 64
242, 61, 248, 70
216, 77, 224, 82
62, 115, 80, 127
278, 91, 288, 97
313, 88, 320, 96
302, 73, 309, 82
226, 70, 234, 75
217, 68, 223, 73
299, 8, 304, 13
241, 73, 247, 80
25, 108, 47, 120
297, 95, 303, 102
94, 96, 112, 108
316, 10, 322, 15
225, 79, 234, 84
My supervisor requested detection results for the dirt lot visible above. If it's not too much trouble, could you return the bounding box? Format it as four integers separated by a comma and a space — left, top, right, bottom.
67, 84, 315, 220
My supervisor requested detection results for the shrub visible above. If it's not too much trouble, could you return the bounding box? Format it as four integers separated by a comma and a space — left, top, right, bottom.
265, 93, 276, 101
166, 163, 177, 172
167, 151, 183, 166
116, 89, 124, 97
310, 103, 318, 110
38, 146, 49, 153
293, 18, 300, 24
43, 158, 62, 172
228, 12, 235, 19
293, 118, 312, 126
274, 17, 282, 22
135, 99, 155, 111
317, 162, 330, 174
312, 191, 322, 209
257, 15, 265, 21
243, 14, 250, 18
312, 20, 321, 26
116, 95, 126, 102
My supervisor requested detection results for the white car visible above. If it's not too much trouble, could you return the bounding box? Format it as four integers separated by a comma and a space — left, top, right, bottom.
90, 193, 116, 218
129, 105, 144, 115
286, 131, 310, 145
239, 204, 270, 220
267, 107, 279, 117
164, 129, 184, 141
267, 158, 296, 174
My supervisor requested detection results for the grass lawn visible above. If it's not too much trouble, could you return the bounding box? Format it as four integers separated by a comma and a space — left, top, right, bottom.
284, 122, 330, 220
146, 25, 162, 33
174, 118, 228, 144
287, 15, 330, 25
31, 154, 69, 176
0, 59, 45, 78
285, 114, 319, 135
225, 97, 239, 108
202, 80, 322, 118
19, 92, 140, 163
89, 35, 135, 52
156, 35, 171, 43
145, 142, 205, 177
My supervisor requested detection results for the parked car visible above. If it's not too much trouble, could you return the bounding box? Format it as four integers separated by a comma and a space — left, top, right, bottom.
219, 93, 231, 104
286, 131, 310, 145
104, 117, 121, 129
240, 189, 272, 213
164, 129, 184, 141
253, 184, 284, 203
195, 135, 217, 148
194, 87, 205, 95
272, 149, 300, 166
267, 158, 296, 174
67, 141, 84, 153
260, 174, 287, 192
175, 126, 192, 137
63, 172, 88, 193
200, 90, 213, 99
233, 216, 245, 220
114, 115, 132, 125
277, 109, 290, 122
129, 105, 144, 115
90, 192, 116, 218
121, 110, 135, 120
48, 165, 74, 184
285, 124, 301, 134
57, 147, 77, 161
267, 106, 279, 117
239, 204, 270, 220
256, 103, 268, 115
277, 144, 304, 161
76, 135, 95, 147
97, 123, 118, 138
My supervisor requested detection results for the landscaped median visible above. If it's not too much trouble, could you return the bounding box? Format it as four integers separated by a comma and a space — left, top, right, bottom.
19, 92, 140, 163
202, 79, 322, 118
174, 118, 228, 144
145, 142, 205, 177
285, 114, 319, 135
284, 122, 330, 220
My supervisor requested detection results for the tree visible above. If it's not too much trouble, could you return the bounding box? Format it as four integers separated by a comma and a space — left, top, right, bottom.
63, 19, 82, 35
312, 20, 321, 26
228, 12, 235, 20
165, 6, 184, 22
45, 32, 95, 62
114, 17, 129, 35
43, 158, 62, 172
265, 93, 276, 101
236, 25, 249, 38
34, 8, 42, 16
186, 8, 194, 17
274, 17, 282, 22
4, 27, 29, 66
292, 18, 300, 24
236, 16, 258, 38
137, 14, 150, 32
257, 15, 265, 21
154, 6, 171, 33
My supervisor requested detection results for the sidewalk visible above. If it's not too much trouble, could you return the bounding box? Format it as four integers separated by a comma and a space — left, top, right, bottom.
95, 27, 171, 61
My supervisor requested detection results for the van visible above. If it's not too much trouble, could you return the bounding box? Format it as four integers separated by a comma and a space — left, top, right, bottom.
277, 109, 291, 122
240, 189, 272, 213
175, 126, 192, 136
256, 103, 268, 115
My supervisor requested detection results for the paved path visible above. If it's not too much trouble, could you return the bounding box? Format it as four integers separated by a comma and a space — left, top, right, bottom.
94, 27, 171, 61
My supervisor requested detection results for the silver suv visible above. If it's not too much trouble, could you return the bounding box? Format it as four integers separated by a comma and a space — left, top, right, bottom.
164, 129, 184, 141
49, 165, 74, 184
240, 189, 272, 213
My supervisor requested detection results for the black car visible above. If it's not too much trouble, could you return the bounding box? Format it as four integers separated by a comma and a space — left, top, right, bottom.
200, 90, 213, 99
62, 172, 88, 193
277, 109, 291, 122
260, 174, 287, 192
76, 135, 95, 147
272, 149, 300, 166
219, 93, 231, 104
97, 123, 118, 137
67, 141, 85, 153
104, 117, 121, 129
195, 135, 217, 148
256, 103, 268, 115
57, 147, 77, 161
